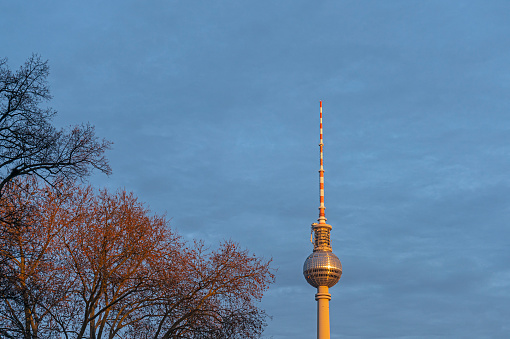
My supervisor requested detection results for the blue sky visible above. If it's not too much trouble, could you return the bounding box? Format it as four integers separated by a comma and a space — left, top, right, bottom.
2, 1, 510, 338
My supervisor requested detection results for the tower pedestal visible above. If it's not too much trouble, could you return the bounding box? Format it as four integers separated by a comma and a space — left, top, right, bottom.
315, 286, 331, 339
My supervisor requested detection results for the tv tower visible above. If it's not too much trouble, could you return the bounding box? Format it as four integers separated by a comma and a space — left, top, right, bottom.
303, 101, 342, 339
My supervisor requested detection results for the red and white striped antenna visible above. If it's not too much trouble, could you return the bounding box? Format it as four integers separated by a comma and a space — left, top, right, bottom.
318, 101, 327, 224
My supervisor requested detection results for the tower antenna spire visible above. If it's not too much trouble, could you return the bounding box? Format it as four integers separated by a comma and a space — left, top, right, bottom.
318, 100, 326, 224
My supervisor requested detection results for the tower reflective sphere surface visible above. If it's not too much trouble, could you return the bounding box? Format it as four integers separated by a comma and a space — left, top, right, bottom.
303, 101, 342, 339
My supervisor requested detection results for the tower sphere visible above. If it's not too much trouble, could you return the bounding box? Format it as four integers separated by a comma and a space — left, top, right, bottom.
303, 251, 342, 288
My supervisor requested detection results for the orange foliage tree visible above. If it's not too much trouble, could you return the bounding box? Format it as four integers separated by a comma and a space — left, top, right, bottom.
0, 178, 274, 339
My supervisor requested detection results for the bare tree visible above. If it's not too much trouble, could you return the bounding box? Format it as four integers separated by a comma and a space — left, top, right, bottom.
0, 55, 111, 197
